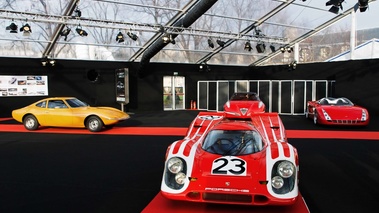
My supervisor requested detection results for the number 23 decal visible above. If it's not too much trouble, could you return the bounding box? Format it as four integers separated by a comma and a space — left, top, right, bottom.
211, 156, 247, 176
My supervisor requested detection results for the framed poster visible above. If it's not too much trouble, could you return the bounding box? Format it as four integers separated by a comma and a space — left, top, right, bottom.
0, 75, 48, 97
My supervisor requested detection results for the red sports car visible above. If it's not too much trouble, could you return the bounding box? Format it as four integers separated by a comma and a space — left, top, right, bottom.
223, 92, 265, 118
161, 111, 299, 206
305, 97, 369, 126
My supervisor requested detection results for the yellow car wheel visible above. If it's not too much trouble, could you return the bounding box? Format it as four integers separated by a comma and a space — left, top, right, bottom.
86, 116, 103, 132
23, 115, 39, 131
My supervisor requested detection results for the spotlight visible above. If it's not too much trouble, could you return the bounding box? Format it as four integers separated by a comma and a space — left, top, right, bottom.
162, 33, 170, 43
286, 46, 293, 53
170, 36, 176, 45
116, 32, 125, 43
41, 57, 48, 66
358, 0, 368, 12
326, 0, 344, 14
288, 60, 297, 71
208, 38, 214, 48
254, 28, 263, 37
256, 43, 266, 53
127, 32, 138, 41
244, 41, 252, 52
74, 7, 82, 17
41, 57, 55, 67
59, 27, 71, 41
269, 44, 276, 53
76, 25, 88, 36
162, 33, 175, 44
199, 63, 210, 72
6, 22, 18, 33
49, 59, 56, 66
280, 46, 286, 53
20, 23, 32, 36
216, 39, 225, 47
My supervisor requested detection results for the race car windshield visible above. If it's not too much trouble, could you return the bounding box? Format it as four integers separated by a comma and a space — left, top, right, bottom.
66, 98, 89, 108
230, 93, 260, 101
202, 130, 263, 156
320, 97, 353, 106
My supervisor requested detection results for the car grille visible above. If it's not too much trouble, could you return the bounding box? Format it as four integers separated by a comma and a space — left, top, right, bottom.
202, 193, 269, 204
328, 120, 364, 124
203, 192, 252, 203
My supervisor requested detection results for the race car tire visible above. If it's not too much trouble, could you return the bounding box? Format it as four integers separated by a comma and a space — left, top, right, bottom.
313, 112, 318, 125
86, 116, 104, 132
23, 115, 39, 131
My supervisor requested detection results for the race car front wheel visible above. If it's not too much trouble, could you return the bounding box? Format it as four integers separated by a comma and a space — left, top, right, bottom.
23, 115, 39, 130
86, 116, 104, 132
313, 112, 318, 125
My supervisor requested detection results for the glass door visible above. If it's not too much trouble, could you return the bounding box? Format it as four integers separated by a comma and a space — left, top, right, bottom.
163, 76, 185, 110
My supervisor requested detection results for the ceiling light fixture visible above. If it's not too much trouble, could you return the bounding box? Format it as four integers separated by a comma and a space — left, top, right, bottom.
216, 39, 225, 47
41, 57, 55, 67
256, 42, 266, 53
127, 32, 138, 41
74, 7, 82, 18
41, 57, 48, 66
20, 23, 32, 36
76, 25, 88, 37
270, 44, 276, 53
199, 63, 210, 72
6, 22, 18, 33
162, 33, 170, 43
280, 46, 286, 53
288, 60, 297, 71
326, 0, 344, 14
208, 38, 214, 48
357, 0, 369, 12
244, 41, 252, 52
116, 32, 125, 43
170, 36, 176, 45
59, 27, 71, 41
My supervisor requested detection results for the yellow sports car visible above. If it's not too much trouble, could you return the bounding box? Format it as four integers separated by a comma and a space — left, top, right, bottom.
12, 97, 130, 132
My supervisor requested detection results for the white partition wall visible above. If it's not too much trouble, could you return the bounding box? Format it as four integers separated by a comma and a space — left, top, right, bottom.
197, 80, 334, 115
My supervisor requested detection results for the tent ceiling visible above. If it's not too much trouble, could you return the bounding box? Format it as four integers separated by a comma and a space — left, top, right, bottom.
0, 0, 378, 67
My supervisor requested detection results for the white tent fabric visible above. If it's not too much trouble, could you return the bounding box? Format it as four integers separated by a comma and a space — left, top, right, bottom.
327, 38, 379, 62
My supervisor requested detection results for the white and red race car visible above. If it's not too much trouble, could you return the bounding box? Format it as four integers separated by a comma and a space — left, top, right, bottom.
161, 111, 299, 205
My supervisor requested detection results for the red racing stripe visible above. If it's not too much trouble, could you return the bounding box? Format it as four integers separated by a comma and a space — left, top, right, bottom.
281, 142, 290, 158
270, 143, 279, 159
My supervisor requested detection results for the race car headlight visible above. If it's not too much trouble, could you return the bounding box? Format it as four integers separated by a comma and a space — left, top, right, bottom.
277, 161, 295, 178
321, 109, 331, 121
167, 157, 183, 174
271, 160, 297, 194
361, 109, 367, 121
175, 172, 186, 185
271, 176, 284, 189
259, 101, 264, 108
164, 157, 187, 190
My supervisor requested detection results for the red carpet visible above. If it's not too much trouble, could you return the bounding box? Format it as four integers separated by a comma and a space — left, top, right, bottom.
142, 192, 309, 213
1, 124, 379, 140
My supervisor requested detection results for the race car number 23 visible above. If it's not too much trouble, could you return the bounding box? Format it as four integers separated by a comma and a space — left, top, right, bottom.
211, 156, 247, 176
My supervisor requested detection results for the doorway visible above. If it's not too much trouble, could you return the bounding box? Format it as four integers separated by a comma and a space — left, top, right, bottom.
163, 76, 185, 110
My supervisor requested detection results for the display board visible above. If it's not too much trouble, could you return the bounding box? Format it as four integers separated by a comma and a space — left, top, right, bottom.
115, 68, 129, 104
0, 75, 48, 97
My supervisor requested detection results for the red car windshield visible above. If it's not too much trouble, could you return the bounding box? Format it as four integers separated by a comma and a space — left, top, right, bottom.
230, 93, 260, 101
202, 129, 263, 156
